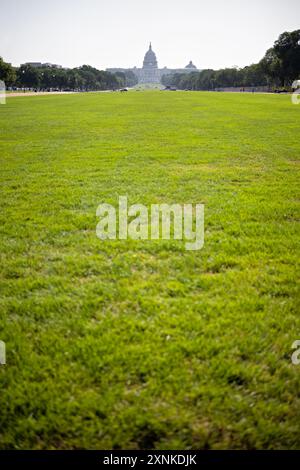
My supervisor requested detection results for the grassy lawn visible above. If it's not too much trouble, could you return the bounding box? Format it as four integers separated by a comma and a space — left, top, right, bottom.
0, 90, 299, 449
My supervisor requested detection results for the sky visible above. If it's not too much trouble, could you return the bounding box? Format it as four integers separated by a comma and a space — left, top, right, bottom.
1, 0, 299, 70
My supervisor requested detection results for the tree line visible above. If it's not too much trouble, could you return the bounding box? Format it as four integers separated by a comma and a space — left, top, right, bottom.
162, 30, 300, 90
0, 61, 138, 91
1, 30, 299, 91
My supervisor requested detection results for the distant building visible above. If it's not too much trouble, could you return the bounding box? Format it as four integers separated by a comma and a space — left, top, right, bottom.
22, 62, 62, 69
42, 63, 62, 69
107, 43, 201, 84
185, 60, 197, 70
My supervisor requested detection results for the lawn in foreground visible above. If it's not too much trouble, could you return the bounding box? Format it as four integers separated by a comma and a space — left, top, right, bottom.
0, 91, 299, 449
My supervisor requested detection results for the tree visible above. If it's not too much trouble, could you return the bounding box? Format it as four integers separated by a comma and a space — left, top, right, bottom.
260, 30, 300, 87
260, 48, 283, 86
241, 64, 267, 87
123, 70, 138, 87
115, 70, 138, 88
197, 69, 216, 90
67, 70, 84, 90
273, 30, 300, 84
17, 64, 40, 89
0, 57, 16, 86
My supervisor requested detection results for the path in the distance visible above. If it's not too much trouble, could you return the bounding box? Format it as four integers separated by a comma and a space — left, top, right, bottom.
6, 91, 76, 98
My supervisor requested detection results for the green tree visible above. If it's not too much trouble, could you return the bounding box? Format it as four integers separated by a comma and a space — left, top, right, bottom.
274, 30, 300, 84
0, 57, 16, 86
241, 64, 268, 87
260, 30, 300, 87
17, 64, 40, 89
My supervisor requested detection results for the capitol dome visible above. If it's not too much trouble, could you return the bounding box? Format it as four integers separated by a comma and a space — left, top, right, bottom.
185, 60, 197, 69
143, 43, 158, 69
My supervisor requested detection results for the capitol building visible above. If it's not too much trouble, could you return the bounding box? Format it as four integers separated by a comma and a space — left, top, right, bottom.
107, 43, 201, 84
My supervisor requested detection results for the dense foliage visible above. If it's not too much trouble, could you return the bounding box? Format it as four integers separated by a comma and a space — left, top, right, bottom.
0, 61, 137, 91
0, 57, 16, 86
162, 64, 269, 90
162, 30, 300, 90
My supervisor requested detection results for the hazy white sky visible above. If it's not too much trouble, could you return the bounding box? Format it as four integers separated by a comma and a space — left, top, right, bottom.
1, 0, 299, 70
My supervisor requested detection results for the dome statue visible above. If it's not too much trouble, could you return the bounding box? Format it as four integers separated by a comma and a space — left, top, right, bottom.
143, 43, 158, 69
185, 60, 197, 69
106, 43, 201, 85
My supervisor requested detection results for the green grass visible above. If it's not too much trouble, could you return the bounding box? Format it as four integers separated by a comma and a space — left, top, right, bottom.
0, 91, 299, 449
